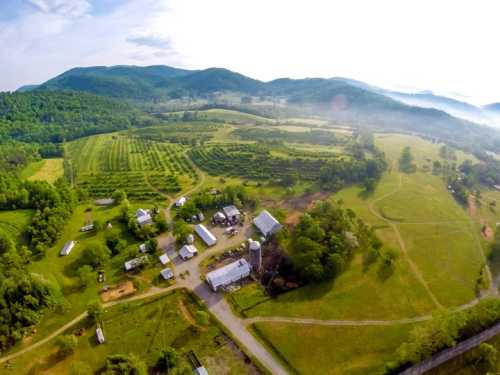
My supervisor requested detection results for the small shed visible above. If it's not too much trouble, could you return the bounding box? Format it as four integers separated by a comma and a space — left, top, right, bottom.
80, 224, 94, 232
159, 253, 170, 265
197, 212, 205, 221
160, 267, 174, 280
186, 234, 195, 244
206, 259, 251, 291
195, 224, 217, 246
139, 243, 148, 253
96, 327, 105, 344
60, 241, 75, 256
194, 367, 209, 375
179, 244, 198, 260
213, 211, 226, 224
175, 196, 187, 207
223, 205, 241, 221
253, 210, 282, 237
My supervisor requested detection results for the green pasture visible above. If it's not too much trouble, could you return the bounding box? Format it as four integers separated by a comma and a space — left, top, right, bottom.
252, 322, 414, 375
20, 158, 64, 183
0, 209, 33, 243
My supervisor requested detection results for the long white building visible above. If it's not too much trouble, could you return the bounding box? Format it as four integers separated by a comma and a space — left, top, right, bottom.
195, 224, 217, 246
206, 259, 251, 291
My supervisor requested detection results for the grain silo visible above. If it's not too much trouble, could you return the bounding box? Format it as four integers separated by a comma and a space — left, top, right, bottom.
248, 240, 262, 271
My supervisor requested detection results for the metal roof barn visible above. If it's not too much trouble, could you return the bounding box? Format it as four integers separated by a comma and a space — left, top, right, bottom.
222, 205, 241, 219
136, 208, 152, 226
179, 244, 198, 260
195, 224, 217, 246
206, 259, 251, 291
253, 210, 282, 237
160, 267, 174, 280
60, 240, 75, 256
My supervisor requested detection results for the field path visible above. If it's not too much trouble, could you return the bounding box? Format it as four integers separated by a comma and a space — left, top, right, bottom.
368, 173, 443, 309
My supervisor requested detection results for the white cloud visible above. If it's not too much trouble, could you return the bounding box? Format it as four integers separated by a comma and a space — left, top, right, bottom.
28, 0, 91, 18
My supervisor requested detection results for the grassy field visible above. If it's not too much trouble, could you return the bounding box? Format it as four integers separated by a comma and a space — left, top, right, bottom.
252, 322, 415, 375
20, 158, 64, 183
66, 133, 197, 201
2, 290, 256, 375
0, 209, 33, 243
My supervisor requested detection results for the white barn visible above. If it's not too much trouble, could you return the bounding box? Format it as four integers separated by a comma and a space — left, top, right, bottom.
60, 240, 75, 256
179, 244, 198, 260
206, 259, 251, 291
195, 224, 217, 246
253, 210, 282, 237
222, 205, 241, 221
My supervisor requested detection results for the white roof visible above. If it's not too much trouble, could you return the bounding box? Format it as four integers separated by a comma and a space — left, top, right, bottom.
194, 367, 209, 375
139, 243, 148, 253
96, 327, 105, 344
136, 209, 152, 225
206, 259, 251, 291
124, 255, 148, 271
195, 224, 217, 246
60, 240, 75, 256
249, 240, 261, 251
223, 205, 241, 217
187, 234, 195, 244
160, 267, 174, 280
214, 211, 226, 219
175, 196, 187, 206
179, 244, 198, 259
159, 253, 170, 264
253, 210, 282, 236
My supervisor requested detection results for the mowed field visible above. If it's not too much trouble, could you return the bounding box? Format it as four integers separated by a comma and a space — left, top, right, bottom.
0, 209, 33, 243
3, 290, 256, 375
20, 158, 64, 184
236, 133, 486, 374
66, 133, 197, 201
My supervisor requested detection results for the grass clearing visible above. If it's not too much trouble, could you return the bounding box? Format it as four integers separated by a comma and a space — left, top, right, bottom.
21, 158, 64, 183
252, 322, 415, 375
5, 290, 256, 375
0, 209, 33, 243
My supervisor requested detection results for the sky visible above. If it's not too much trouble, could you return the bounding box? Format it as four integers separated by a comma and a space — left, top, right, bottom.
1, 0, 500, 105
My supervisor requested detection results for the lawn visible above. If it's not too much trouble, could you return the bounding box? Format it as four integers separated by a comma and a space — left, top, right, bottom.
252, 322, 415, 375
20, 158, 64, 183
0, 209, 33, 243
4, 290, 256, 375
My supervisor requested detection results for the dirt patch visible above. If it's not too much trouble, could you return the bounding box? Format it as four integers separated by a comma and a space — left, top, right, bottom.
100, 281, 136, 302
84, 210, 92, 223
264, 191, 330, 225
482, 225, 494, 241
468, 195, 477, 217
178, 300, 197, 326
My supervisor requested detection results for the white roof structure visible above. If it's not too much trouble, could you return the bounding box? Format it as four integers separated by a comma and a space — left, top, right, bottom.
139, 243, 148, 253
194, 367, 209, 375
223, 205, 241, 218
213, 212, 226, 221
159, 253, 170, 264
96, 327, 105, 344
124, 255, 148, 271
175, 196, 187, 207
195, 224, 217, 246
80, 224, 94, 232
253, 210, 282, 237
160, 267, 174, 280
249, 239, 261, 251
95, 198, 115, 206
179, 244, 198, 260
206, 259, 251, 291
136, 209, 152, 226
186, 234, 195, 244
60, 241, 75, 256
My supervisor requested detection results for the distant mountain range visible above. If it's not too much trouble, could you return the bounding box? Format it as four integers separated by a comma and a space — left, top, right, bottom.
15, 64, 500, 153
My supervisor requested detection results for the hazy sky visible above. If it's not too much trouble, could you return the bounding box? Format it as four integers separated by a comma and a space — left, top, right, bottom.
1, 0, 500, 104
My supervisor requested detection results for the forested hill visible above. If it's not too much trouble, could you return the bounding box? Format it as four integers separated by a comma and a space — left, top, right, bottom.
0, 91, 151, 144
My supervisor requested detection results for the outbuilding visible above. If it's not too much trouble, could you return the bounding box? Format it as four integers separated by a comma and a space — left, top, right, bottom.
136, 208, 152, 226
222, 205, 241, 222
160, 267, 174, 280
124, 255, 148, 271
195, 224, 217, 246
60, 240, 75, 256
175, 196, 187, 207
179, 244, 198, 260
253, 210, 282, 237
213, 211, 226, 224
159, 253, 170, 265
139, 243, 148, 253
194, 367, 209, 375
206, 259, 251, 291
80, 224, 94, 232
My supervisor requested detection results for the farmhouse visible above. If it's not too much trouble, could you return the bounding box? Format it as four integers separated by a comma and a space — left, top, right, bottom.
159, 253, 170, 264
96, 327, 105, 344
253, 210, 282, 237
175, 196, 187, 207
160, 267, 174, 280
136, 208, 152, 226
60, 240, 75, 256
222, 205, 241, 222
124, 255, 148, 271
179, 244, 198, 260
195, 224, 217, 246
80, 224, 94, 232
206, 259, 251, 291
